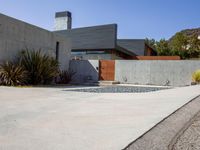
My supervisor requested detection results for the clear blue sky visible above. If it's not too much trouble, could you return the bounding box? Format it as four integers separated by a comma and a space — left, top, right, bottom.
0, 0, 199, 40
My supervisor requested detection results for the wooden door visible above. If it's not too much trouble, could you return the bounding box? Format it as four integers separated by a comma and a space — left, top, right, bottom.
99, 60, 115, 81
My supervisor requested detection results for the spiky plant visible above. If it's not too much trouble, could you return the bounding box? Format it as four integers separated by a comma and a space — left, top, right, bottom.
57, 69, 76, 84
19, 49, 59, 85
0, 61, 28, 86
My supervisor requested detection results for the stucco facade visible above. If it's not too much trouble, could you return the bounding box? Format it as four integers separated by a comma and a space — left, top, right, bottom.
0, 13, 71, 70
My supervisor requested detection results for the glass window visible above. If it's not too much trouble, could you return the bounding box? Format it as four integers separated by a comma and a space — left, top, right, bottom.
71, 50, 86, 55
71, 50, 111, 55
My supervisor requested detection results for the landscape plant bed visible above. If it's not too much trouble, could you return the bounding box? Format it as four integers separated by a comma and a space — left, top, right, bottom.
68, 86, 169, 93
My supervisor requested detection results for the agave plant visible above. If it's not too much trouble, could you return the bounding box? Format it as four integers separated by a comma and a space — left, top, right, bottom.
0, 61, 28, 86
19, 49, 59, 85
57, 69, 76, 84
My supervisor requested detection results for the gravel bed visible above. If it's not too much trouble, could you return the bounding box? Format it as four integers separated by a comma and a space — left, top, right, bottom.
172, 112, 200, 150
68, 86, 168, 93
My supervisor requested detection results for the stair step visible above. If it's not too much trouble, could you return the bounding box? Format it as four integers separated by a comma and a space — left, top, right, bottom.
98, 81, 120, 85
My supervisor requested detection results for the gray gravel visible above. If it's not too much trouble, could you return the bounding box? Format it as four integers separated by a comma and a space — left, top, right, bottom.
68, 86, 168, 93
172, 112, 200, 150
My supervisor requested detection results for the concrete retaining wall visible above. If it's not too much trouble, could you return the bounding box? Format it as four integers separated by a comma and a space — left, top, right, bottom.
115, 60, 200, 86
69, 60, 200, 87
69, 60, 99, 84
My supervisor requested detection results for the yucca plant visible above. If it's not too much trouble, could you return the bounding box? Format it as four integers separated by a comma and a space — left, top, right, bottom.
0, 61, 28, 86
57, 69, 76, 84
192, 70, 200, 83
19, 49, 59, 85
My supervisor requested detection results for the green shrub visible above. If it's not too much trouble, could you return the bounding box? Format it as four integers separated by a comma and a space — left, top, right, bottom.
192, 70, 200, 83
0, 61, 28, 86
19, 49, 59, 85
57, 69, 76, 84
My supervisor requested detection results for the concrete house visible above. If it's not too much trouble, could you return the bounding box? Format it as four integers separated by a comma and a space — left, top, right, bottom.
0, 10, 156, 67
54, 11, 156, 60
0, 13, 71, 70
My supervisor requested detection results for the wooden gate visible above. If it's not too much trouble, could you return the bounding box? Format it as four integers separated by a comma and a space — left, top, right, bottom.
99, 60, 115, 81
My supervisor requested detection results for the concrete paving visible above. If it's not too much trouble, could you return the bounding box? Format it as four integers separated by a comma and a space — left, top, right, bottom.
0, 85, 200, 150
125, 93, 200, 150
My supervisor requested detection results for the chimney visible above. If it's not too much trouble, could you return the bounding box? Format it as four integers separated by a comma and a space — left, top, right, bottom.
54, 11, 72, 31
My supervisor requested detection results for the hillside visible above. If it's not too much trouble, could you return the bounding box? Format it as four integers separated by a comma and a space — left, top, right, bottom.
170, 27, 200, 41
180, 27, 200, 36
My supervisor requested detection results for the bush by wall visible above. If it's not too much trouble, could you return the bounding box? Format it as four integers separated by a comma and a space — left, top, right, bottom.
57, 69, 76, 84
19, 49, 59, 85
0, 61, 28, 86
0, 49, 59, 86
192, 70, 200, 83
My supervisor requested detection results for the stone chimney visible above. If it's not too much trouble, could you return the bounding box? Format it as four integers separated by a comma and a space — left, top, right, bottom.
54, 11, 72, 31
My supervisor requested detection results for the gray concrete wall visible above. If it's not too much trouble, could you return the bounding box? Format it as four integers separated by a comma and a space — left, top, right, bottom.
55, 24, 117, 50
115, 60, 200, 86
0, 13, 71, 70
69, 60, 99, 84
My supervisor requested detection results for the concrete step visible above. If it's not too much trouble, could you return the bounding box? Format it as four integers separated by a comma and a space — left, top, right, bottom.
72, 82, 99, 86
98, 80, 120, 86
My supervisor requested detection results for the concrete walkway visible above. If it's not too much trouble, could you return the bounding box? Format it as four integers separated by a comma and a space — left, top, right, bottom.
0, 85, 200, 150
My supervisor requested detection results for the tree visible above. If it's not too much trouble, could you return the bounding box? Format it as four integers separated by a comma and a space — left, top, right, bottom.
156, 39, 171, 56
170, 32, 188, 51
145, 38, 156, 50
169, 32, 189, 59
146, 31, 200, 59
188, 34, 200, 58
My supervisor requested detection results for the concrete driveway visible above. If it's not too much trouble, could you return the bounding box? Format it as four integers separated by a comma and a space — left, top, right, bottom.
0, 85, 200, 150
